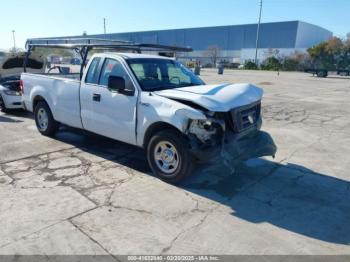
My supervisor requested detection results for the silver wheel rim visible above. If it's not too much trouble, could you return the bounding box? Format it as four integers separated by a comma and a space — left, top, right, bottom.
154, 141, 179, 174
37, 108, 49, 131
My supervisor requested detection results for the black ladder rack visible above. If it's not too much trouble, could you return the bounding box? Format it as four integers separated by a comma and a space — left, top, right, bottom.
25, 37, 192, 53
24, 37, 193, 79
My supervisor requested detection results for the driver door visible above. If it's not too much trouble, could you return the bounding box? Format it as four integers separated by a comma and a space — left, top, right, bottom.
80, 57, 138, 145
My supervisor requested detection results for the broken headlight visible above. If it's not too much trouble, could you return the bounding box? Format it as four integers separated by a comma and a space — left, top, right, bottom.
188, 119, 218, 143
192, 119, 213, 130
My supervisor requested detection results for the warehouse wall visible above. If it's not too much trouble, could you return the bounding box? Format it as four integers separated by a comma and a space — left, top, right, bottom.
34, 21, 332, 64
295, 21, 333, 48
89, 21, 300, 51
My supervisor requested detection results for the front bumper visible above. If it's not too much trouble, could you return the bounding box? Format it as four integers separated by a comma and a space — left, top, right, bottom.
190, 130, 277, 165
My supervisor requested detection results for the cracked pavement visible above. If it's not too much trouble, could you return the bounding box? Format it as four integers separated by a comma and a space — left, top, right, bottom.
0, 70, 349, 256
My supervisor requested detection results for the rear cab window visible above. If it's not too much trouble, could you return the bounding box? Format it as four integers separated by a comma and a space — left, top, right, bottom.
85, 57, 101, 84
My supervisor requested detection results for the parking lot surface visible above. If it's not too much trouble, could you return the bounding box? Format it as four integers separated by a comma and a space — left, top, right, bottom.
0, 70, 349, 256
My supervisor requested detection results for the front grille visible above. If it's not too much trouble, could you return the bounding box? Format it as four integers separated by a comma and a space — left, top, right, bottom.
226, 102, 261, 133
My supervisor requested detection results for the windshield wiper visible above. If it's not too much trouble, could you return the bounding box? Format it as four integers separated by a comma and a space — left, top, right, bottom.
148, 85, 178, 91
144, 85, 173, 91
144, 83, 201, 92
178, 83, 200, 88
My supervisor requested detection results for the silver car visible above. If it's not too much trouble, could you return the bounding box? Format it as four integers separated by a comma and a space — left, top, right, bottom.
0, 53, 44, 112
0, 75, 23, 112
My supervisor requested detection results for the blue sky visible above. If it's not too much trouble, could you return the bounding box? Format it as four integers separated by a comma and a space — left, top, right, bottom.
0, 0, 349, 50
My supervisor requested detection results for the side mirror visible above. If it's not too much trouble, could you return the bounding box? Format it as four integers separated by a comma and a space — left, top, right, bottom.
108, 75, 125, 92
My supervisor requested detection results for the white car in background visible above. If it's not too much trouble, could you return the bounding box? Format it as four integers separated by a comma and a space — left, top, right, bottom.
0, 53, 44, 112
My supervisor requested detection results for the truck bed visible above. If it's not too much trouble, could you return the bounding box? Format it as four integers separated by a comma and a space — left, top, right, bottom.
21, 72, 83, 129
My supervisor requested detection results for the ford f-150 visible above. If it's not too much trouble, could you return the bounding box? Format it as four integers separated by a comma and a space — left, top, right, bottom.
21, 41, 276, 183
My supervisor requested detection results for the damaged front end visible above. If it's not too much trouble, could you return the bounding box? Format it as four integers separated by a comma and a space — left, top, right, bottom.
185, 101, 277, 170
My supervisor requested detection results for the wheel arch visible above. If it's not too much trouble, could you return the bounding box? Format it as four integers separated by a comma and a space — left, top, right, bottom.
33, 95, 47, 110
142, 121, 185, 149
32, 95, 57, 121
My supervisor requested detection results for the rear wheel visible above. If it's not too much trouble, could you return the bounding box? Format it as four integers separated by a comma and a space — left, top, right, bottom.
147, 129, 195, 183
34, 101, 59, 136
0, 95, 8, 113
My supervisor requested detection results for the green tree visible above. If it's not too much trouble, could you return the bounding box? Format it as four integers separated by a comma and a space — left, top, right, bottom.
260, 57, 281, 71
338, 34, 350, 69
292, 51, 312, 70
281, 57, 299, 71
308, 42, 331, 69
244, 61, 258, 70
307, 37, 346, 70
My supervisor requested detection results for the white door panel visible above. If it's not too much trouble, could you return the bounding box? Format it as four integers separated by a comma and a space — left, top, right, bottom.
90, 87, 136, 143
80, 57, 137, 145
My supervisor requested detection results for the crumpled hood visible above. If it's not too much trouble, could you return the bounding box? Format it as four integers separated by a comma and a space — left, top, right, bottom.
0, 53, 45, 78
154, 83, 263, 112
0, 75, 21, 91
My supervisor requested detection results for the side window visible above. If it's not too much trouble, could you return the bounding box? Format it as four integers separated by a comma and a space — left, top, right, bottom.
99, 59, 118, 86
99, 58, 134, 91
85, 57, 101, 84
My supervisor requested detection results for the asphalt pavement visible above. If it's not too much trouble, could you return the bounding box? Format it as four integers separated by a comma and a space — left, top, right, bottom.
0, 70, 349, 256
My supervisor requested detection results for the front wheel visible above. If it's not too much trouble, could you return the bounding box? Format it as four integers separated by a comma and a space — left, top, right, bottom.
147, 129, 195, 183
34, 101, 59, 136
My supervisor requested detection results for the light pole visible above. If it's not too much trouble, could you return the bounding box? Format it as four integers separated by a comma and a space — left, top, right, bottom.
12, 30, 16, 52
254, 0, 262, 65
103, 18, 107, 35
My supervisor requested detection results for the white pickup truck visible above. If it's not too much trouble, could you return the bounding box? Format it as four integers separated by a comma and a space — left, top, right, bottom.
22, 52, 276, 183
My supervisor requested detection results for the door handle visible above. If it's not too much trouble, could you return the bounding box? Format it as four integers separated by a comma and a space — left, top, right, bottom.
140, 102, 150, 107
92, 93, 101, 102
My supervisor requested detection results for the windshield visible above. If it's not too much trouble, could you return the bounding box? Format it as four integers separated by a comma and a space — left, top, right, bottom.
126, 58, 204, 91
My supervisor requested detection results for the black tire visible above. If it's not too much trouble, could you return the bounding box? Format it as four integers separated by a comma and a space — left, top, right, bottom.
147, 129, 195, 183
317, 70, 327, 78
0, 95, 8, 113
34, 101, 59, 136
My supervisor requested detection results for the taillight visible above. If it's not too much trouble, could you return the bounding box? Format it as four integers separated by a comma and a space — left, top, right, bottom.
19, 80, 24, 93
